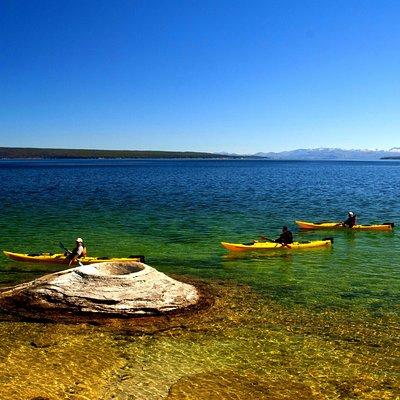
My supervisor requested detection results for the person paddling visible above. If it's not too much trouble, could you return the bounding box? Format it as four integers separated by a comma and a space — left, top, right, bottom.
274, 226, 293, 245
66, 237, 87, 266
341, 211, 357, 228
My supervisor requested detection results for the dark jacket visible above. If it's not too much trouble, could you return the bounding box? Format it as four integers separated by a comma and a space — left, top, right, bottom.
343, 215, 357, 228
275, 230, 293, 244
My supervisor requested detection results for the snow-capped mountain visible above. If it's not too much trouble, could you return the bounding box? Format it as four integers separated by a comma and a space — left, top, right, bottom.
250, 148, 400, 160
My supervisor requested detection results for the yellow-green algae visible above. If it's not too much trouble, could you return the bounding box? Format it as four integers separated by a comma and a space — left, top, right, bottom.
0, 279, 398, 400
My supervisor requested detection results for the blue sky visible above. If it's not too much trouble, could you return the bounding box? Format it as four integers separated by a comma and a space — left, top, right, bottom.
1, 0, 400, 153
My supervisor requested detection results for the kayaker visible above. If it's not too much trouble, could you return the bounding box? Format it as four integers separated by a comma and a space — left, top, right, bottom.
66, 237, 87, 266
342, 211, 357, 228
274, 226, 293, 245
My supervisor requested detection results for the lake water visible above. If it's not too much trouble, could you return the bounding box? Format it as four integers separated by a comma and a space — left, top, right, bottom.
0, 159, 399, 399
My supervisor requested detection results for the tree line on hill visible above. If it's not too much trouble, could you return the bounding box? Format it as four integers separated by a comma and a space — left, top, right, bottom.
0, 147, 240, 159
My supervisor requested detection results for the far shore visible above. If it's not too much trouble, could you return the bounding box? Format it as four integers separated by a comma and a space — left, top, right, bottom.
0, 147, 265, 160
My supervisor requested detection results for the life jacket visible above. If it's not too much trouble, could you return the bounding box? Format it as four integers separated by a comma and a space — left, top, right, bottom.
81, 245, 87, 257
75, 244, 87, 258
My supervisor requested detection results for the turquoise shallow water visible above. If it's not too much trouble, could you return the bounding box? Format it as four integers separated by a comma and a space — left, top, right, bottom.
0, 159, 399, 399
1, 159, 399, 312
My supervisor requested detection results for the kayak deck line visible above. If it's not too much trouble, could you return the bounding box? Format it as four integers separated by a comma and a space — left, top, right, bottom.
295, 220, 394, 231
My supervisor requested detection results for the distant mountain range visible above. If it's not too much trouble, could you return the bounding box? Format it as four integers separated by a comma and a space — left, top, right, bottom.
2, 146, 400, 161
235, 147, 400, 160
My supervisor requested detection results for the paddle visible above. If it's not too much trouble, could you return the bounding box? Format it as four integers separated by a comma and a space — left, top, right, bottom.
383, 222, 395, 228
59, 242, 70, 254
261, 236, 291, 248
257, 233, 292, 248
259, 236, 275, 243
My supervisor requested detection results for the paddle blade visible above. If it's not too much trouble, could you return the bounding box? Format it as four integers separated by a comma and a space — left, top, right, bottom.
59, 242, 71, 254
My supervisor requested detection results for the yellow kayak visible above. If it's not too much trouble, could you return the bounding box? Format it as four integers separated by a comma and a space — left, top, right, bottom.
3, 251, 145, 265
221, 238, 333, 252
296, 220, 394, 231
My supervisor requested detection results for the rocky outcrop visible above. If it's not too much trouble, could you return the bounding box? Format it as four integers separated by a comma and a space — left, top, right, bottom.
0, 262, 199, 317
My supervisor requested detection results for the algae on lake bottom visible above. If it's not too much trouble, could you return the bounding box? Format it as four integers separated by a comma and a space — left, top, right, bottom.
0, 279, 398, 400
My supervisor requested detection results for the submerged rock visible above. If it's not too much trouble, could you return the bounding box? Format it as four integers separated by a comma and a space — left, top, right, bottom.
0, 262, 199, 317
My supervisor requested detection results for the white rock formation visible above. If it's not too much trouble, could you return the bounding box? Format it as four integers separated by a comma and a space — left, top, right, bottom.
0, 262, 199, 316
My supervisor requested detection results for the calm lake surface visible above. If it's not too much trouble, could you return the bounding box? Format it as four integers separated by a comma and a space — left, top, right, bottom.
0, 159, 399, 399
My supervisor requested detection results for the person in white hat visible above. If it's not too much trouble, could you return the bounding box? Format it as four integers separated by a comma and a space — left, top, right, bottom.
66, 237, 87, 266
342, 211, 357, 228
